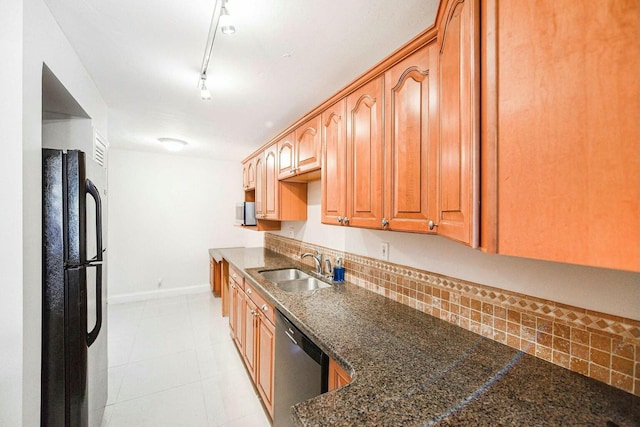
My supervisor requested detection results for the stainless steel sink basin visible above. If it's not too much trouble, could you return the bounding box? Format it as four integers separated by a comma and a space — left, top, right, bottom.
276, 277, 331, 293
259, 268, 331, 292
260, 268, 310, 282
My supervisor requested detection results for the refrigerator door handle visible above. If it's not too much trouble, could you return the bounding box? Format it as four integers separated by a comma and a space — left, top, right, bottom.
86, 178, 103, 347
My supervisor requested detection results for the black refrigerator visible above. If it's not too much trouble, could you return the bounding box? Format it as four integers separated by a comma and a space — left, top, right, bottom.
42, 149, 107, 427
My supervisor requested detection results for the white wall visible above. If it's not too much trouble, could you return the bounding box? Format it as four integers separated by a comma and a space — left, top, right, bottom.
107, 149, 261, 300
276, 181, 640, 320
0, 1, 24, 425
19, 0, 110, 424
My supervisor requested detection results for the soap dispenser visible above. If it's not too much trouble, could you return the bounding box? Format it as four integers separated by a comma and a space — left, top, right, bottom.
333, 256, 345, 282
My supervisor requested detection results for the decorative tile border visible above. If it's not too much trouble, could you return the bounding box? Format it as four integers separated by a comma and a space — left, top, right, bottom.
265, 233, 640, 396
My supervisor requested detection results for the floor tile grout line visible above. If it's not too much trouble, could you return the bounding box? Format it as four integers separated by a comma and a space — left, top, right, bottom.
105, 293, 270, 427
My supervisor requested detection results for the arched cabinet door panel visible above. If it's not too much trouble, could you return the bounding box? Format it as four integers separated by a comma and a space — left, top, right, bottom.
346, 77, 384, 230
384, 43, 439, 234
321, 99, 347, 225
437, 0, 479, 247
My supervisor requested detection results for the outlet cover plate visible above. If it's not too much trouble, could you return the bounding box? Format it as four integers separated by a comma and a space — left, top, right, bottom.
380, 242, 389, 261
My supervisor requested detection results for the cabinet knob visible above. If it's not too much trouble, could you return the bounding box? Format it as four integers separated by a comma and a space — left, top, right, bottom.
343, 217, 349, 225
428, 220, 439, 231
290, 168, 296, 174
261, 304, 269, 312
246, 288, 252, 295
381, 218, 389, 227
231, 284, 236, 290
337, 216, 343, 224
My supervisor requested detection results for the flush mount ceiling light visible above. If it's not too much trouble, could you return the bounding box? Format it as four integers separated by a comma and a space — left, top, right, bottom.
158, 138, 188, 152
198, 0, 235, 100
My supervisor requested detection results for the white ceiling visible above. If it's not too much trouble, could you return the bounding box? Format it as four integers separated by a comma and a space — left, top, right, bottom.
42, 0, 439, 160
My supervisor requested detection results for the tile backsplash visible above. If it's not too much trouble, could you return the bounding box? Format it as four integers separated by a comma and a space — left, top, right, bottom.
265, 233, 640, 396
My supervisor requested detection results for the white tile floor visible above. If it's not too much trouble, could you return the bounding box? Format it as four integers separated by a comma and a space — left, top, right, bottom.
102, 292, 271, 427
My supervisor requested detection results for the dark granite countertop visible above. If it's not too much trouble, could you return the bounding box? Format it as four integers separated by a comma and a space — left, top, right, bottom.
215, 247, 640, 426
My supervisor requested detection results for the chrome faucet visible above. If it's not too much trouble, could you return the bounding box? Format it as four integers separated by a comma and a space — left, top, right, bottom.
301, 250, 323, 274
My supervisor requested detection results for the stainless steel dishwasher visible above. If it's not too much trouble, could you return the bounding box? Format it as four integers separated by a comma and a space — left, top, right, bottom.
274, 310, 329, 427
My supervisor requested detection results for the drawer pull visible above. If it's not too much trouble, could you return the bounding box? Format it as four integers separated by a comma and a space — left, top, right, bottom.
246, 288, 252, 295
261, 304, 269, 312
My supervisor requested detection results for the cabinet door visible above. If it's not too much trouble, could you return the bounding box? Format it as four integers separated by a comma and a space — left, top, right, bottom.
346, 77, 384, 229
242, 162, 249, 190
228, 279, 236, 336
437, 0, 479, 246
321, 99, 347, 225
254, 154, 264, 218
384, 44, 438, 233
230, 281, 244, 352
484, 0, 639, 271
277, 133, 295, 180
247, 158, 256, 190
242, 297, 257, 382
328, 358, 351, 392
256, 316, 275, 417
295, 115, 322, 174
264, 144, 279, 219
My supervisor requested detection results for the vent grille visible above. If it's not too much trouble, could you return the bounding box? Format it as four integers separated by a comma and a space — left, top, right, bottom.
93, 129, 109, 168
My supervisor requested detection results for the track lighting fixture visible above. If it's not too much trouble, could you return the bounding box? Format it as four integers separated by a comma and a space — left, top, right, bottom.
200, 74, 211, 101
198, 0, 235, 100
220, 4, 236, 35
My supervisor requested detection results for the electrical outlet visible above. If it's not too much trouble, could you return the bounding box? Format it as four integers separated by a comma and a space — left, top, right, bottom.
288, 226, 295, 238
380, 242, 389, 261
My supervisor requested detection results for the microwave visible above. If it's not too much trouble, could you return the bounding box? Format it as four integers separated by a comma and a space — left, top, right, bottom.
236, 202, 257, 226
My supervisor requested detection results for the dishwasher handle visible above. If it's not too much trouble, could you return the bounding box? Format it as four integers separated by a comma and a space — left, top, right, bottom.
284, 330, 298, 345
276, 310, 328, 367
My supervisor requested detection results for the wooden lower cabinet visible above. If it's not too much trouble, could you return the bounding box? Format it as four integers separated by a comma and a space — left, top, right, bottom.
256, 313, 275, 416
229, 278, 244, 354
226, 266, 275, 419
328, 358, 351, 392
243, 297, 257, 382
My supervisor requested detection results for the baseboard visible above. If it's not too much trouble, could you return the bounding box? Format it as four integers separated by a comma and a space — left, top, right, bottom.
108, 284, 210, 304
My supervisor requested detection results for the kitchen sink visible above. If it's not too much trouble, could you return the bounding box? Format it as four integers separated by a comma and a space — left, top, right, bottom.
259, 268, 331, 293
276, 277, 331, 293
260, 268, 311, 282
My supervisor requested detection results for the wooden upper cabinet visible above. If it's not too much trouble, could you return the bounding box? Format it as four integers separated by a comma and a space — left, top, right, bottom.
437, 0, 479, 247
321, 99, 347, 225
384, 44, 438, 233
242, 157, 256, 190
482, 0, 639, 271
346, 77, 384, 229
276, 133, 295, 180
254, 154, 265, 218
277, 116, 322, 181
294, 115, 322, 174
264, 143, 279, 220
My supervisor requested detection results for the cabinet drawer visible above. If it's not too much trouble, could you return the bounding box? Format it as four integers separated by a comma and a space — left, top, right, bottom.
229, 265, 244, 291
244, 283, 274, 325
